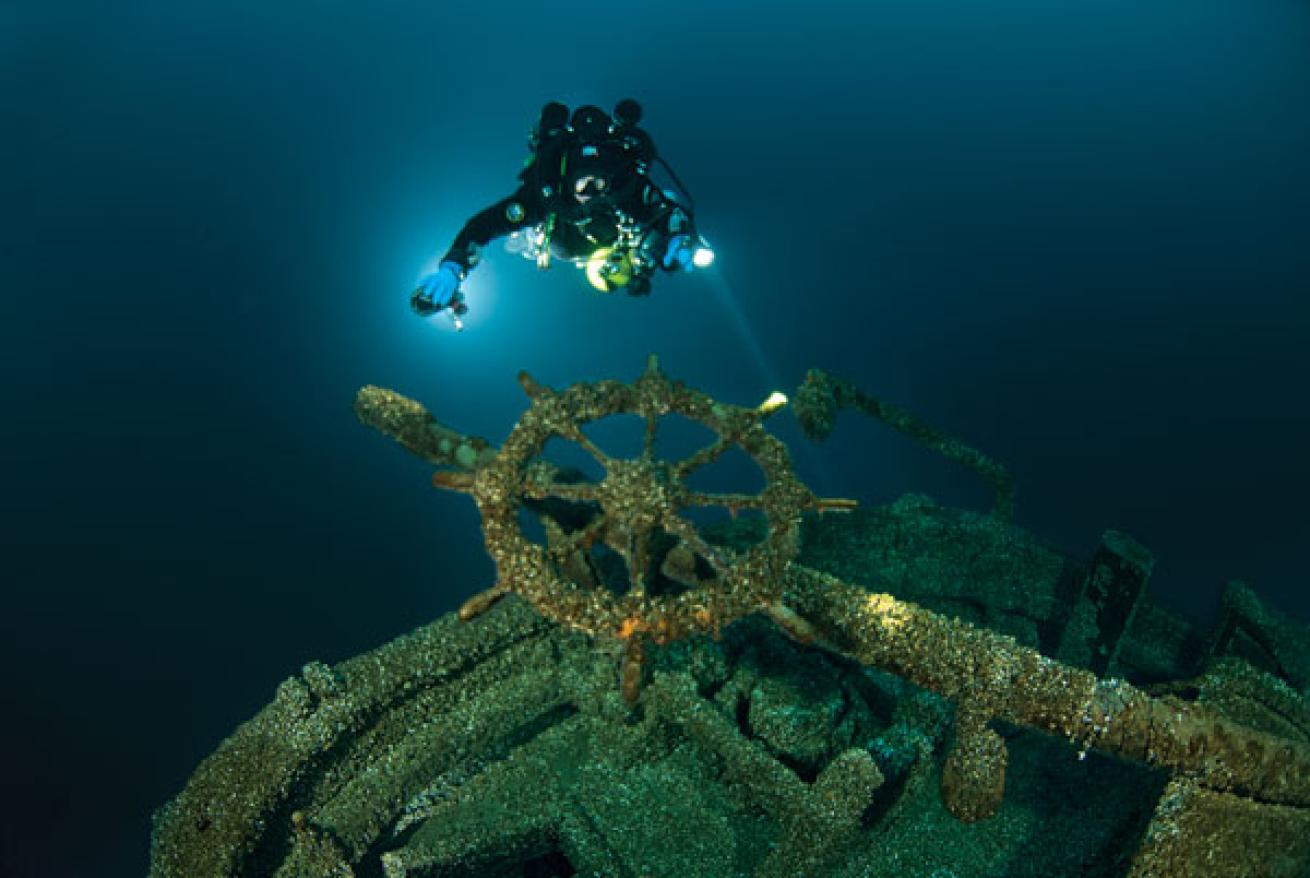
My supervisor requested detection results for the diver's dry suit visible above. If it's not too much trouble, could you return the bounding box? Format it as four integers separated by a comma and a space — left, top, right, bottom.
439, 102, 695, 296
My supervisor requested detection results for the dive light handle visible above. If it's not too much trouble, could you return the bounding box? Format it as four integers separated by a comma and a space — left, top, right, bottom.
409, 286, 469, 331
448, 291, 468, 331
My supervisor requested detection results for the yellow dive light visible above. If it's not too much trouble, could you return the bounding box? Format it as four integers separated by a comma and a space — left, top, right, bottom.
585, 247, 634, 292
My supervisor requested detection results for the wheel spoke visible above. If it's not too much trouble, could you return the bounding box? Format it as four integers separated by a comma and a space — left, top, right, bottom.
661, 513, 729, 577
544, 516, 601, 588
543, 516, 569, 550
682, 491, 765, 513
642, 412, 658, 462
629, 529, 651, 597
568, 427, 614, 470
522, 461, 596, 502
674, 436, 731, 479
526, 481, 599, 503
550, 513, 608, 561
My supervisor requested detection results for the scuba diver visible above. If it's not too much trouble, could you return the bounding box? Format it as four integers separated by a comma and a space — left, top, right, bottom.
411, 99, 714, 327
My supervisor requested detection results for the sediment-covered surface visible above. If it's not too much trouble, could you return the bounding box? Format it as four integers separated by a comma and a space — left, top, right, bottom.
152, 499, 1310, 877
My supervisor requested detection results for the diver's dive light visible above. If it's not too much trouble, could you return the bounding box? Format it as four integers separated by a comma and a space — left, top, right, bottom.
410, 289, 468, 331
692, 237, 715, 269
585, 247, 634, 292
442, 292, 469, 331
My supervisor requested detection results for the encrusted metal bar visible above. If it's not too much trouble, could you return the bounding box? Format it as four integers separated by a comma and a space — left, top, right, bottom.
939, 709, 1008, 822
548, 514, 608, 561
354, 385, 496, 471
786, 565, 1310, 808
565, 426, 615, 470
523, 480, 598, 503
629, 528, 651, 598
660, 513, 730, 577
793, 369, 1014, 521
682, 490, 766, 512
674, 436, 733, 479
642, 411, 658, 461
458, 583, 510, 622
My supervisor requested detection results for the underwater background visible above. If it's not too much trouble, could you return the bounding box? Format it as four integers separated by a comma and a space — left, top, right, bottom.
2, 1, 1309, 876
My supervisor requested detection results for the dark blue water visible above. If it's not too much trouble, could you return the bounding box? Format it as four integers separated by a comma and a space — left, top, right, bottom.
3, 2, 1308, 875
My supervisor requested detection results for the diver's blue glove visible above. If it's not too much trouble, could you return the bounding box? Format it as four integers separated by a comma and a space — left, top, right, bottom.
662, 234, 696, 272
412, 261, 463, 312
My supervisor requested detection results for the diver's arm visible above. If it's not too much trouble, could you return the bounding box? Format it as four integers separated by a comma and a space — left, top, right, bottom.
441, 188, 545, 271
412, 188, 545, 315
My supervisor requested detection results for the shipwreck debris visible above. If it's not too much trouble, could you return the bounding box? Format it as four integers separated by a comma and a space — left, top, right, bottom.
424, 354, 855, 702
1208, 579, 1310, 694
150, 359, 1310, 878
1056, 530, 1155, 677
794, 367, 1015, 521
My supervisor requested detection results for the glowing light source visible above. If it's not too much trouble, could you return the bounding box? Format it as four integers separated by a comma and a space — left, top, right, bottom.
584, 247, 632, 292
757, 391, 788, 416
692, 246, 715, 268
585, 248, 617, 292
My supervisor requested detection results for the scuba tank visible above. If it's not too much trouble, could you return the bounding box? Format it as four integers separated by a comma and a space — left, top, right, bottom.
509, 98, 710, 290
